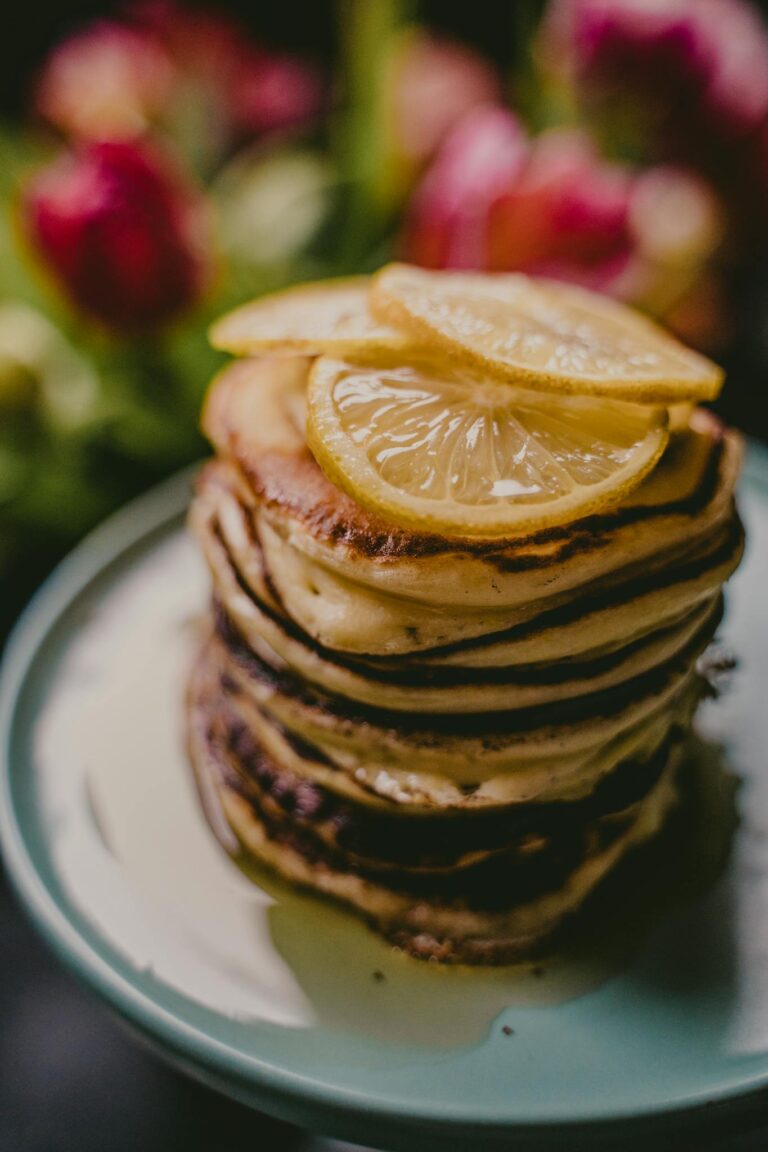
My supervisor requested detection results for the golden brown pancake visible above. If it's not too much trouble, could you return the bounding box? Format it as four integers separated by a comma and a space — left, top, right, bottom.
205, 627, 705, 807
187, 352, 743, 962
187, 646, 682, 964
200, 357, 741, 655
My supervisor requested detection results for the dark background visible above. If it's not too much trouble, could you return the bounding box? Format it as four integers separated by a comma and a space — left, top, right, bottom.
2, 5, 768, 1152
0, 0, 525, 117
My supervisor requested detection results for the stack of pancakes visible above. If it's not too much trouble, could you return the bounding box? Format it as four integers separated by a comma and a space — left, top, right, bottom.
187, 355, 743, 964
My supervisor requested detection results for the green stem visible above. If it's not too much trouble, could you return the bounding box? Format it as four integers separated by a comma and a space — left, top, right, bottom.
335, 0, 410, 264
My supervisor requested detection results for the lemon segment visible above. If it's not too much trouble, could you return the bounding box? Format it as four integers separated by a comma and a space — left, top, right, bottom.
210, 276, 421, 357
307, 356, 669, 538
370, 264, 723, 404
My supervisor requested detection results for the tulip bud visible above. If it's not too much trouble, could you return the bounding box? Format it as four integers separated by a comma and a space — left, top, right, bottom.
403, 109, 724, 345
539, 0, 768, 194
487, 128, 633, 290
213, 147, 333, 269
24, 140, 211, 334
621, 165, 723, 320
384, 31, 501, 202
230, 51, 324, 140
403, 105, 528, 267
35, 21, 173, 140
131, 1, 324, 159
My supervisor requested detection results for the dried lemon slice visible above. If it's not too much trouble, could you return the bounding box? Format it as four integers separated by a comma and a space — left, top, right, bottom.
210, 276, 420, 357
307, 356, 669, 538
370, 264, 723, 404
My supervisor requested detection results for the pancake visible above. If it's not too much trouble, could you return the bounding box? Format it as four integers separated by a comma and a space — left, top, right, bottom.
209, 628, 705, 807
188, 645, 681, 963
187, 349, 743, 962
192, 485, 729, 714
201, 357, 741, 640
197, 455, 743, 669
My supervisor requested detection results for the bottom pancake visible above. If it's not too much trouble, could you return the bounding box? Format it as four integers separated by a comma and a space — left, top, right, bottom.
187, 645, 682, 964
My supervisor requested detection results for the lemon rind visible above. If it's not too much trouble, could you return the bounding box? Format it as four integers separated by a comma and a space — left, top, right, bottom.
209, 274, 420, 357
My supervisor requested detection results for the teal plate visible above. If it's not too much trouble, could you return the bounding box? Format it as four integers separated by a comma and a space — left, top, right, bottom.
3, 446, 768, 1152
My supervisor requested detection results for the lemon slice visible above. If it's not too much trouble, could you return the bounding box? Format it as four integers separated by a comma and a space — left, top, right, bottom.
370, 264, 723, 404
307, 356, 669, 538
210, 276, 420, 357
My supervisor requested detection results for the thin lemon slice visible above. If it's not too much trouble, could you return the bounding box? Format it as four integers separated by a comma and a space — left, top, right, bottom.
307, 356, 669, 538
210, 276, 421, 357
370, 264, 723, 404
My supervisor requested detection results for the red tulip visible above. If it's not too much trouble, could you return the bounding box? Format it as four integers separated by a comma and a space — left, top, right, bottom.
131, 2, 323, 146
230, 50, 325, 140
24, 140, 211, 333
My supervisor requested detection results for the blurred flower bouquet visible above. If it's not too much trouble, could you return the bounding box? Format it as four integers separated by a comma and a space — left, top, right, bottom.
2, 0, 768, 626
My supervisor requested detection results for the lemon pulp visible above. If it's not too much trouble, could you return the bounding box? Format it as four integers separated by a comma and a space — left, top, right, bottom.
307, 356, 668, 537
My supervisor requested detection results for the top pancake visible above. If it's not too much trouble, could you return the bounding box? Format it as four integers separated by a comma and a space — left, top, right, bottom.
201, 356, 742, 624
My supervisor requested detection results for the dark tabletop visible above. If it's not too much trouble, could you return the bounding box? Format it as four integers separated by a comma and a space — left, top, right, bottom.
0, 867, 375, 1152
5, 863, 768, 1152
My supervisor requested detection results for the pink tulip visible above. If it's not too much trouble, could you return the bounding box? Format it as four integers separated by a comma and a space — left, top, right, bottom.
543, 0, 768, 137
35, 4, 323, 163
403, 108, 722, 331
539, 0, 768, 222
404, 114, 633, 286
487, 129, 634, 292
403, 105, 528, 268
24, 140, 211, 333
35, 21, 172, 140
390, 33, 501, 171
